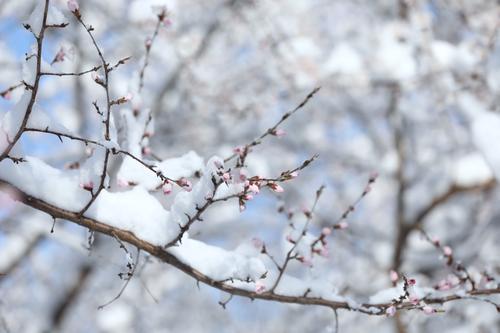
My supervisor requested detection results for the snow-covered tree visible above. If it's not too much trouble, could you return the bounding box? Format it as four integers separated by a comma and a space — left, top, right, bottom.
1, 0, 499, 332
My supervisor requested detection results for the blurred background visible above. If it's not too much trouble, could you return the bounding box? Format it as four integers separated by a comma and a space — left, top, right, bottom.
0, 0, 499, 332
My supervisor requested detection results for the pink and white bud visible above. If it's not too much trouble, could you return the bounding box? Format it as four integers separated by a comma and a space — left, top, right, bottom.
142, 146, 151, 155
422, 306, 435, 315
386, 306, 396, 317
443, 246, 453, 256
337, 222, 348, 229
244, 193, 253, 201
222, 172, 231, 182
409, 295, 419, 305
272, 129, 286, 137
321, 227, 331, 236
255, 280, 266, 294
319, 247, 329, 258
2, 91, 11, 100
80, 181, 94, 191
233, 146, 245, 156
248, 184, 260, 194
407, 278, 416, 286
67, 0, 79, 12
177, 178, 192, 192
270, 183, 284, 193
162, 182, 173, 195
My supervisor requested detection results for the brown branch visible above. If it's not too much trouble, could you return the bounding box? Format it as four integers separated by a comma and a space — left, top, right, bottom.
2, 179, 499, 315
224, 87, 321, 166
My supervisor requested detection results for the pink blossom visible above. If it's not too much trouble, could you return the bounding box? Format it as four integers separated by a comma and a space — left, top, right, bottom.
248, 184, 260, 194
422, 306, 435, 315
177, 178, 192, 192
91, 71, 103, 84
300, 257, 313, 267
233, 146, 245, 156
409, 295, 419, 305
162, 182, 173, 195
244, 193, 253, 201
437, 279, 451, 291
251, 237, 263, 249
386, 306, 396, 317
337, 222, 348, 229
407, 278, 416, 286
272, 129, 286, 137
390, 270, 399, 283
443, 246, 453, 256
124, 93, 133, 102
270, 183, 284, 193
321, 227, 331, 236
2, 91, 11, 100
319, 247, 329, 258
67, 0, 79, 12
255, 280, 266, 294
80, 181, 94, 191
222, 172, 231, 182
238, 169, 248, 182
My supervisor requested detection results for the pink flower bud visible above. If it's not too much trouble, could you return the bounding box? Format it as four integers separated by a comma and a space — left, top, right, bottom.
390, 270, 399, 283
233, 146, 245, 156
407, 278, 416, 286
319, 247, 329, 258
239, 169, 248, 182
272, 129, 286, 137
142, 146, 151, 155
432, 236, 440, 246
409, 295, 419, 305
67, 0, 79, 12
162, 182, 173, 195
248, 184, 260, 194
338, 222, 348, 229
80, 181, 94, 191
321, 227, 331, 236
244, 194, 253, 201
443, 246, 453, 256
222, 172, 231, 182
177, 178, 192, 192
255, 280, 266, 294
270, 183, 284, 193
422, 306, 435, 315
124, 93, 133, 101
386, 306, 396, 317
2, 91, 11, 100
145, 38, 152, 48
